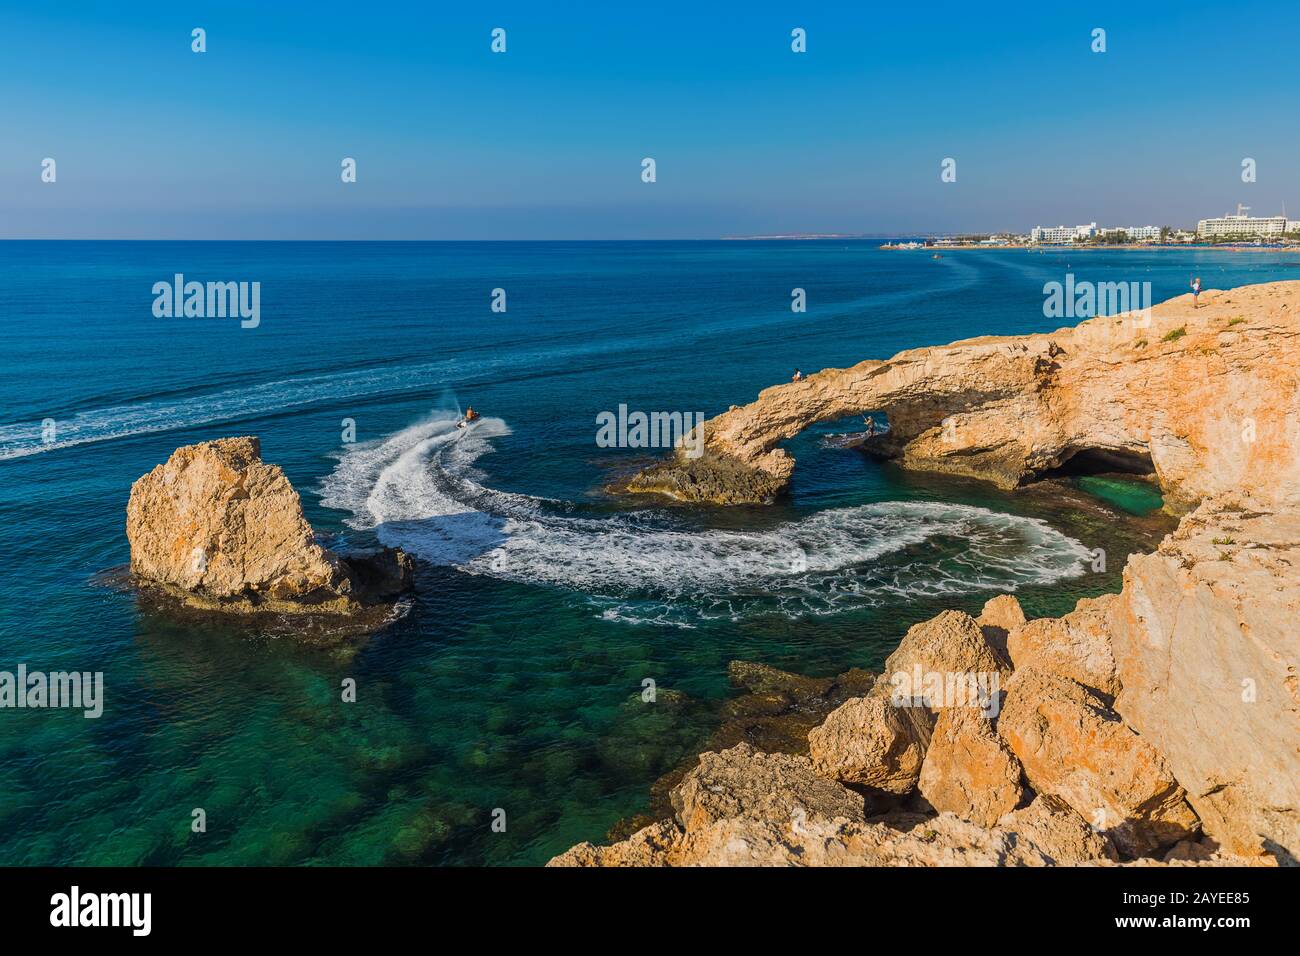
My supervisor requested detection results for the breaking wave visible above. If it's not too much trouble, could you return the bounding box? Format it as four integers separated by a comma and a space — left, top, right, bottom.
319, 414, 1093, 626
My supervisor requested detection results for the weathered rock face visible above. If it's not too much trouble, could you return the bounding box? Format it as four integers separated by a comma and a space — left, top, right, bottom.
663, 812, 1062, 867
998, 667, 1200, 856
127, 437, 411, 618
1108, 495, 1300, 857
548, 793, 1277, 868
1006, 594, 1119, 697
555, 589, 1277, 866
626, 282, 1300, 510
808, 695, 933, 794
976, 594, 1026, 658
996, 796, 1118, 865
550, 804, 1121, 868
548, 820, 680, 868
873, 609, 1011, 710
670, 743, 866, 831
918, 706, 1027, 827
977, 594, 1027, 633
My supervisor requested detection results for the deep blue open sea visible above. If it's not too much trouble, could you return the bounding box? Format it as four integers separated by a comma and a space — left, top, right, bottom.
1, 240, 1295, 865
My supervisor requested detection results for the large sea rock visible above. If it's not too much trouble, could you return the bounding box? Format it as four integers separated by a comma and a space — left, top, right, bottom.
126, 437, 411, 621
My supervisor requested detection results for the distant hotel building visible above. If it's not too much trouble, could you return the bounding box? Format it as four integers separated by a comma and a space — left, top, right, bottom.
1030, 222, 1161, 243
1030, 222, 1098, 243
1100, 225, 1162, 241
1196, 214, 1289, 238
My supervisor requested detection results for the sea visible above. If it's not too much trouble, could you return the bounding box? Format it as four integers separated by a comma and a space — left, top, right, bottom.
0, 240, 1294, 865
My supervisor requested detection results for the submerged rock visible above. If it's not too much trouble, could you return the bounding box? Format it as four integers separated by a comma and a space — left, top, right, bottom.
126, 437, 412, 629
606, 663, 877, 840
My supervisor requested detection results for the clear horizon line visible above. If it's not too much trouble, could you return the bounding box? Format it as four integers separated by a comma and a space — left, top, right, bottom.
0, 232, 1209, 243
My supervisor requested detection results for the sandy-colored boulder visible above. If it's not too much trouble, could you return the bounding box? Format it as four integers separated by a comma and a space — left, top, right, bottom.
999, 668, 1199, 856
1109, 496, 1300, 858
671, 742, 866, 832
996, 796, 1118, 864
1006, 594, 1119, 697
874, 610, 1010, 711
126, 437, 411, 617
978, 594, 1026, 632
808, 696, 933, 794
918, 706, 1027, 826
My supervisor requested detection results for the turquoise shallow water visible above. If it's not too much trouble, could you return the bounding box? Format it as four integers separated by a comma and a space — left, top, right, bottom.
0, 241, 1293, 865
1074, 476, 1165, 516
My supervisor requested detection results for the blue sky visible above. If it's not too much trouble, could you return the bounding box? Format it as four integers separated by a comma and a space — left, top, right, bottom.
3, 0, 1298, 238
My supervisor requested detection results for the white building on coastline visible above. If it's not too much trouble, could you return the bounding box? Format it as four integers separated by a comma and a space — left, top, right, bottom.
1100, 225, 1162, 241
1031, 222, 1098, 243
1197, 213, 1289, 238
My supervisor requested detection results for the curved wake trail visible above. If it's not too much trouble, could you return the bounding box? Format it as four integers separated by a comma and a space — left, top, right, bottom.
320, 416, 1093, 625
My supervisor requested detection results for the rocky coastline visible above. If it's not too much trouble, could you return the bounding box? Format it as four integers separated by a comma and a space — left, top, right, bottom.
554, 282, 1300, 866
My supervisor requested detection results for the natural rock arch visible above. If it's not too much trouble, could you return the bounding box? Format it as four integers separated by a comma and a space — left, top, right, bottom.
625, 282, 1300, 514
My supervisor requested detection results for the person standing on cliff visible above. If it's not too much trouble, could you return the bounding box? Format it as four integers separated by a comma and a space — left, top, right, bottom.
1191, 276, 1202, 308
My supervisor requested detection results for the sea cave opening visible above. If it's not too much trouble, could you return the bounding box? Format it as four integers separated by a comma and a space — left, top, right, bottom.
1040, 445, 1165, 515
1041, 446, 1156, 480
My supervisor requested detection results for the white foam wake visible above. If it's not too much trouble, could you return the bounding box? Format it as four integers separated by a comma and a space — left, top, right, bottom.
320, 415, 1093, 625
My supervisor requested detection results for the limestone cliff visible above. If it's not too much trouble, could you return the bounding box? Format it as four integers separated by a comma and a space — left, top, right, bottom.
1109, 494, 1300, 857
